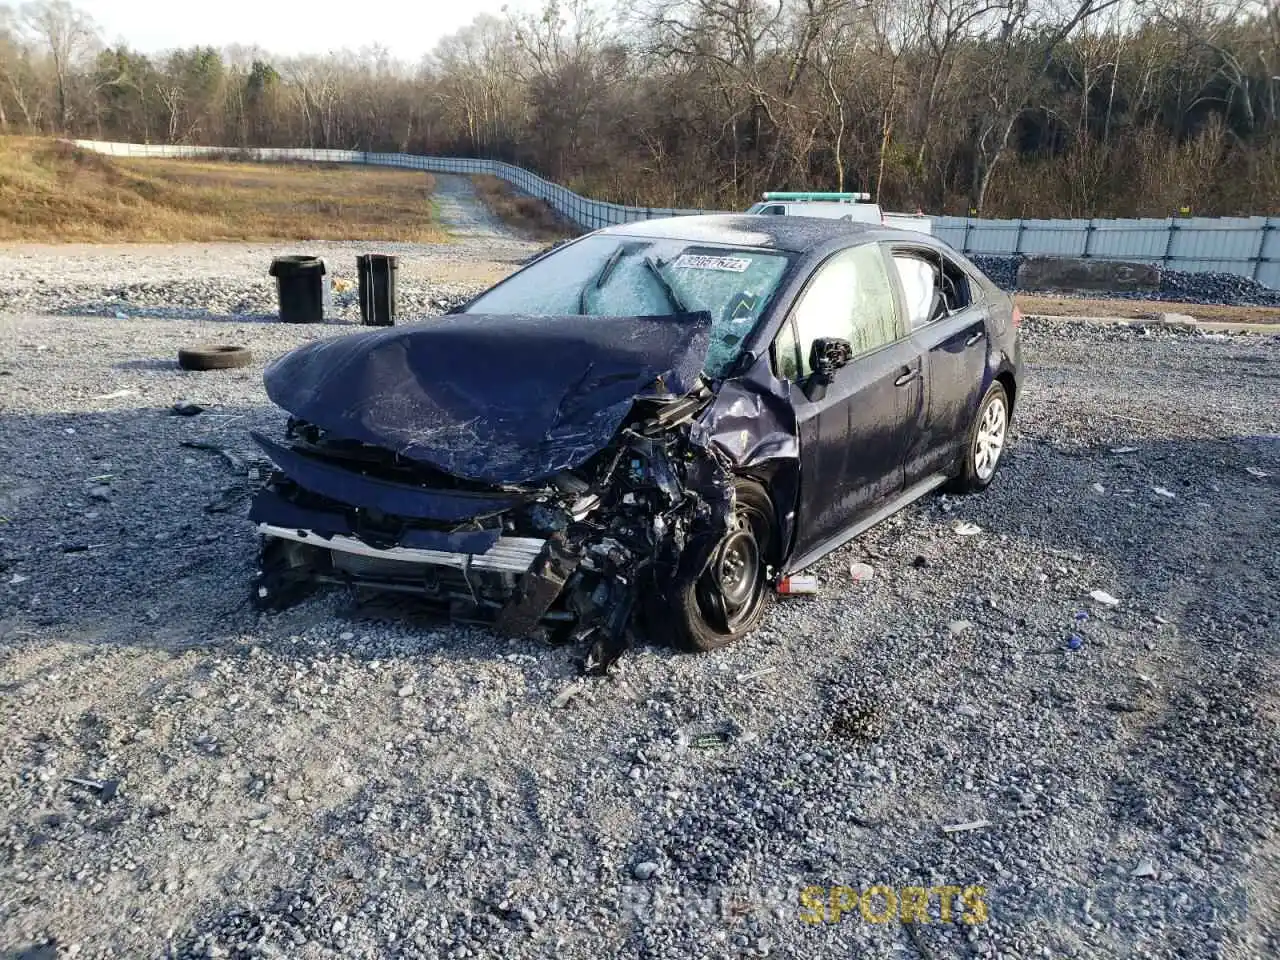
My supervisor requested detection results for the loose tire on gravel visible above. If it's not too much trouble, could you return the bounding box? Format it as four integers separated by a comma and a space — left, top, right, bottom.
177, 345, 253, 371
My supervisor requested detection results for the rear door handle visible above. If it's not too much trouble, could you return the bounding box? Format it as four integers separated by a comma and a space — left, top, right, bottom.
895, 369, 921, 387
965, 330, 986, 347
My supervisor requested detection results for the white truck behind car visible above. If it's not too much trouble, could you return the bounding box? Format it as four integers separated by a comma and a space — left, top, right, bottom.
745, 192, 932, 235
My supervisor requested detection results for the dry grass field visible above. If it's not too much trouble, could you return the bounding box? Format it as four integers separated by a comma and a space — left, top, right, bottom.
0, 138, 446, 243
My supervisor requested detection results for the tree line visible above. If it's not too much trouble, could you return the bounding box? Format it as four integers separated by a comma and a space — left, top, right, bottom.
2, 0, 1278, 216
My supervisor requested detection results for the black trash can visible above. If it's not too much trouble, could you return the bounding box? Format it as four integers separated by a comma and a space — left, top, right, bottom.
357, 254, 398, 326
269, 255, 326, 324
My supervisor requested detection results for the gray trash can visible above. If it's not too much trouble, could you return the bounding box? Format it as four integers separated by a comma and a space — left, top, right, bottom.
357, 254, 398, 326
269, 255, 327, 324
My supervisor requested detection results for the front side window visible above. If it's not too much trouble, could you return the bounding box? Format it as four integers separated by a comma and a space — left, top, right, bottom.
778, 243, 901, 378
462, 234, 793, 378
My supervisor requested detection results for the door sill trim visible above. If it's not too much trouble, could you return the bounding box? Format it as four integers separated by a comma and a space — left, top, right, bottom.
784, 473, 950, 575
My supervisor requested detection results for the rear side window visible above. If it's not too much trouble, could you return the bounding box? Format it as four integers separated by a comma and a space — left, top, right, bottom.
892, 248, 977, 326
892, 255, 938, 329
776, 243, 901, 379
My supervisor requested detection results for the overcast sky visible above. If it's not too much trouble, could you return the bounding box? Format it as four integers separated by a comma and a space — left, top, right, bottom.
72, 0, 531, 61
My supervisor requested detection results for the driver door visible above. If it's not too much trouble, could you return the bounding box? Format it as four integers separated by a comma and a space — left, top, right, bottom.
775, 243, 924, 560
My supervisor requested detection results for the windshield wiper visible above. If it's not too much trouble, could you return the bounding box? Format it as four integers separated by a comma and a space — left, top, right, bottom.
579, 245, 628, 314
643, 256, 688, 313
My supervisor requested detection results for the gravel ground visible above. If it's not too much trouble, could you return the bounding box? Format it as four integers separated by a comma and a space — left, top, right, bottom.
1, 245, 1277, 960
0, 240, 539, 328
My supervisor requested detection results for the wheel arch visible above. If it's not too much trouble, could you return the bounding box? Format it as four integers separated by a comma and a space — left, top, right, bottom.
732, 460, 797, 569
995, 369, 1017, 413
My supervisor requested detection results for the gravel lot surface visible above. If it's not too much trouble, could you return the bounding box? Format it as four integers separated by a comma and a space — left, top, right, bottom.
0, 237, 538, 327
1, 242, 1277, 960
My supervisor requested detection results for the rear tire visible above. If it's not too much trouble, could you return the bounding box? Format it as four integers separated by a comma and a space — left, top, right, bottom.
948, 381, 1009, 494
648, 479, 777, 653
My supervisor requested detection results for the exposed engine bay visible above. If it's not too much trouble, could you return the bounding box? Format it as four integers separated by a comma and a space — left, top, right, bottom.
250, 382, 746, 673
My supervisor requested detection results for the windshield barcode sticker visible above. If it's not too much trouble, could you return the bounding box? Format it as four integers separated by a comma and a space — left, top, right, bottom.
672, 254, 751, 273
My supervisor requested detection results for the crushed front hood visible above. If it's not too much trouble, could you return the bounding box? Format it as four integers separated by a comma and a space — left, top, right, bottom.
263, 312, 713, 485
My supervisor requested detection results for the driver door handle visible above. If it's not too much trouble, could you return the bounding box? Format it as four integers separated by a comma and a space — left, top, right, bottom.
965, 330, 986, 346
894, 368, 921, 387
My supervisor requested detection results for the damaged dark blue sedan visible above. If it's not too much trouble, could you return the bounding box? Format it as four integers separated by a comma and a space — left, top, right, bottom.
248, 215, 1022, 665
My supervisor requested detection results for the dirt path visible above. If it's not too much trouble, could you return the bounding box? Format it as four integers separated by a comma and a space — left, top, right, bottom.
431, 173, 529, 242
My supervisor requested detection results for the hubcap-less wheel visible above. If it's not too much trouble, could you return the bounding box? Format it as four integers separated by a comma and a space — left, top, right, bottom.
974, 394, 1007, 481
696, 503, 767, 633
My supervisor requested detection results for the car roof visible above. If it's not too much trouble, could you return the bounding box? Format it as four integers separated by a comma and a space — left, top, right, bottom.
594, 214, 924, 254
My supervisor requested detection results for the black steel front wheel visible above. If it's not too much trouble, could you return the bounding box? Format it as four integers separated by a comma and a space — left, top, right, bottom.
657, 478, 777, 653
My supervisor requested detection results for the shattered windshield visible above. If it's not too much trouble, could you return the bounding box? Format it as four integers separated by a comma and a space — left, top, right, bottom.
461, 234, 794, 378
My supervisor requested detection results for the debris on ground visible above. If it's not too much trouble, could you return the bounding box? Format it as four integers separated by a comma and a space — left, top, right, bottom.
63, 777, 119, 801
171, 402, 204, 416
848, 561, 875, 583
775, 575, 818, 596
941, 819, 994, 834
1130, 859, 1160, 880
551, 682, 584, 709
952, 521, 983, 536
176, 344, 253, 371
1089, 589, 1121, 607
179, 440, 245, 472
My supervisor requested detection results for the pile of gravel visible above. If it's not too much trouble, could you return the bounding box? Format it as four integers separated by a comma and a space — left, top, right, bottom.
1017, 316, 1279, 346
969, 254, 1021, 292
1157, 268, 1280, 306
968, 253, 1280, 307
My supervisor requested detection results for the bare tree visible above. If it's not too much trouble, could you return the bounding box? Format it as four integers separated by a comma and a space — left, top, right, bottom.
19, 0, 96, 127
0, 0, 1274, 217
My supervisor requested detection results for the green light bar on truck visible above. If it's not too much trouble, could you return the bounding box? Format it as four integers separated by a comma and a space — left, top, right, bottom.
761, 191, 872, 202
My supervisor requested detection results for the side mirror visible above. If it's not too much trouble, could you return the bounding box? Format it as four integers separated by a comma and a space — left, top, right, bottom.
810, 337, 853, 380
803, 337, 853, 401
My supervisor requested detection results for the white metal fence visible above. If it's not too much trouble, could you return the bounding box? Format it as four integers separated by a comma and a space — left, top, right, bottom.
70, 139, 1280, 288
931, 215, 1280, 288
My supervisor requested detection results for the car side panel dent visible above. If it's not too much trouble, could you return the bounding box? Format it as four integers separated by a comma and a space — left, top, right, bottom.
689, 375, 801, 566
